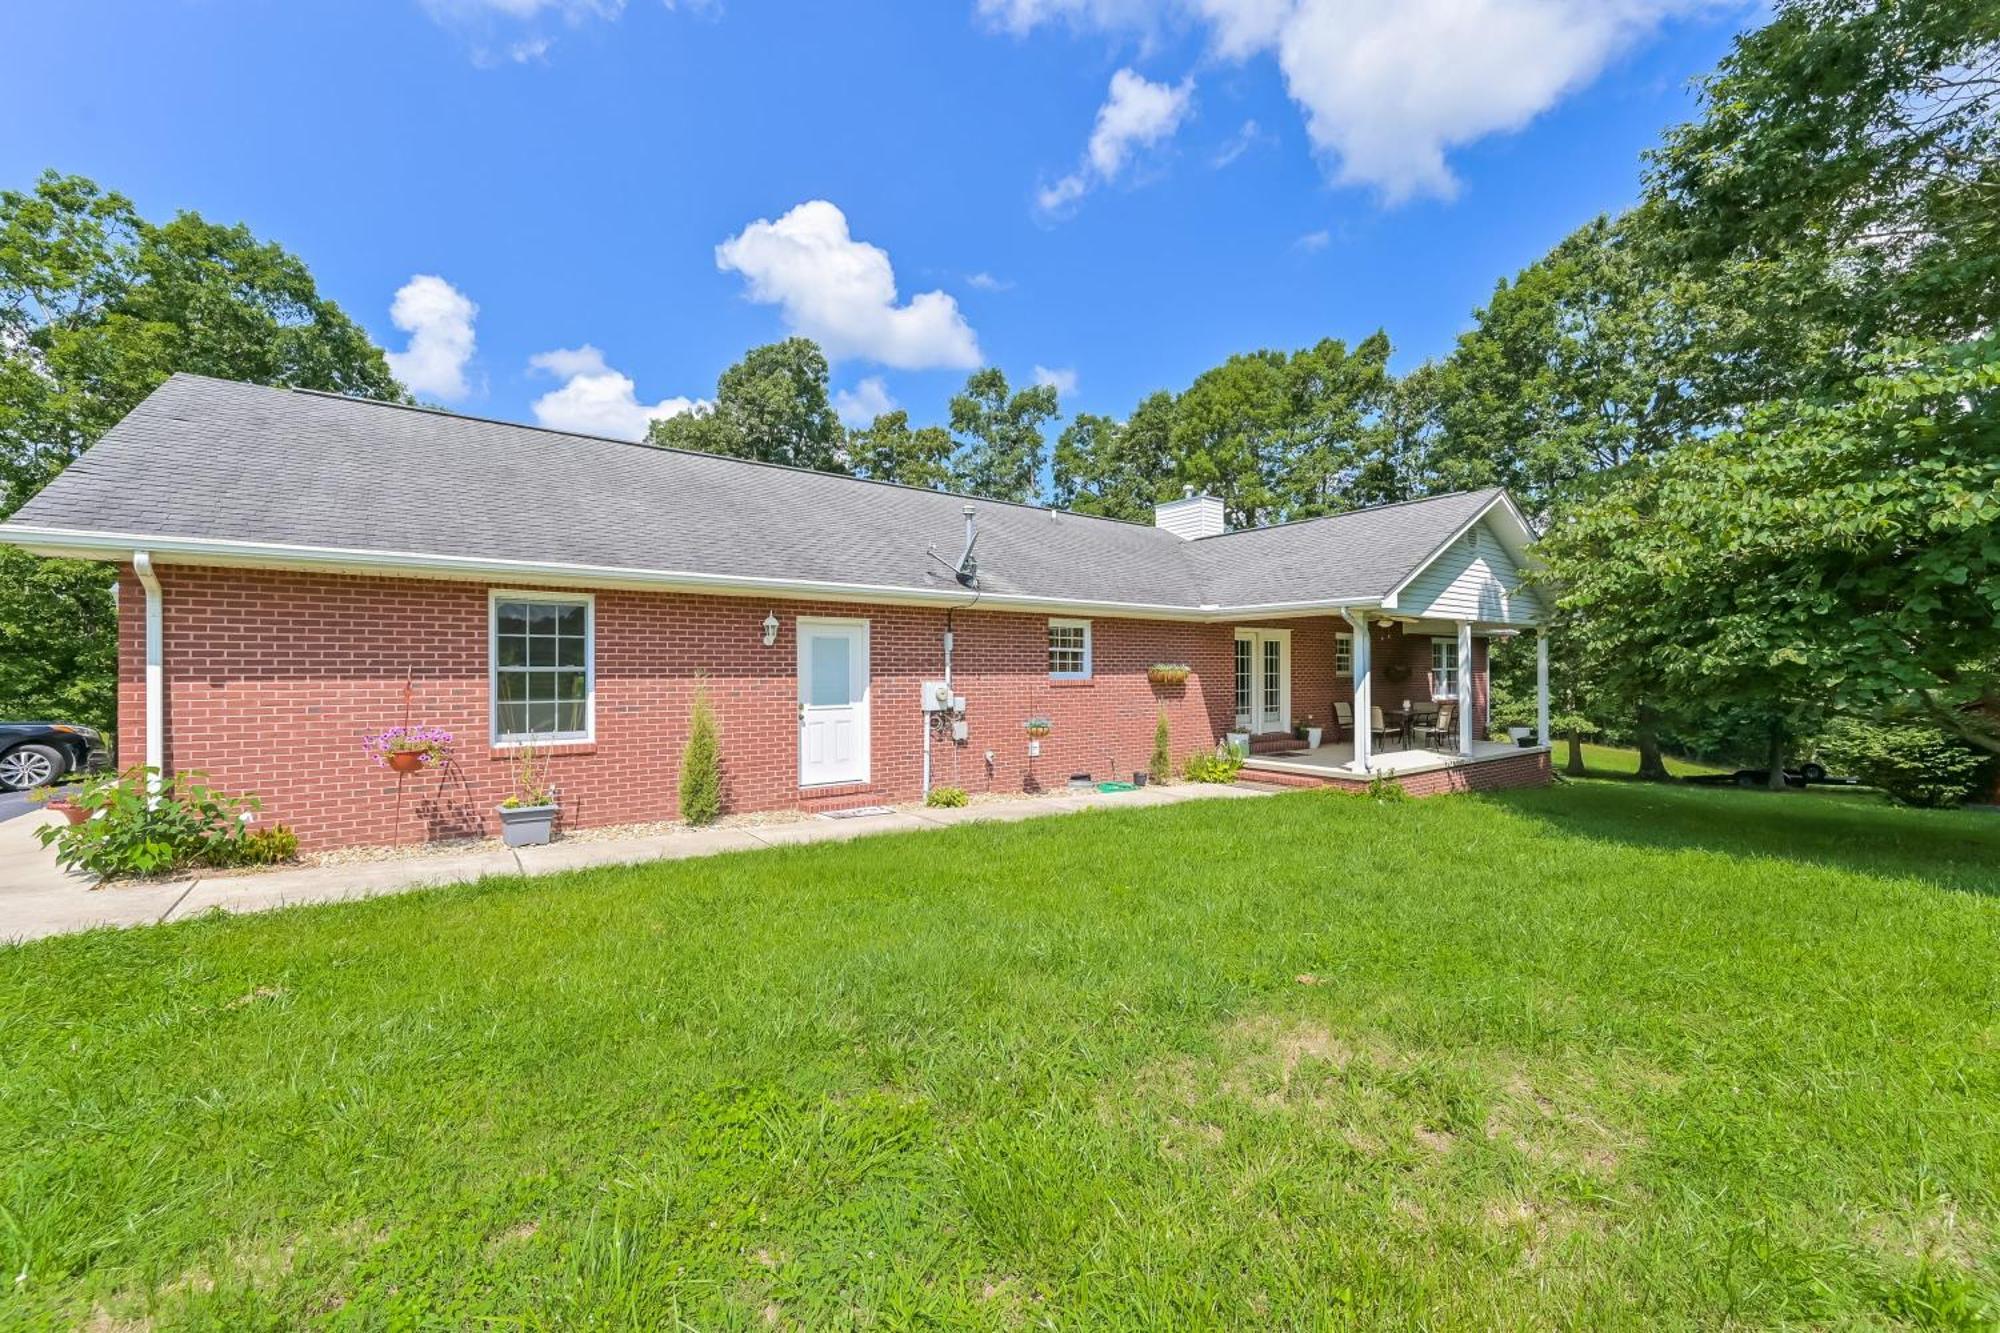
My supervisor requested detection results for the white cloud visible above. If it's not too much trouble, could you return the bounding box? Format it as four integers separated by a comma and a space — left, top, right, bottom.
383, 275, 478, 400
1032, 365, 1079, 397
967, 271, 1015, 292
833, 376, 898, 427
1294, 228, 1331, 252
715, 201, 983, 370
1211, 118, 1264, 167
992, 0, 1721, 203
1039, 68, 1196, 217
527, 344, 705, 441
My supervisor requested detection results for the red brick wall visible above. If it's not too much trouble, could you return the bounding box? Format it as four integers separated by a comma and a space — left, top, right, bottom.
115, 566, 1496, 849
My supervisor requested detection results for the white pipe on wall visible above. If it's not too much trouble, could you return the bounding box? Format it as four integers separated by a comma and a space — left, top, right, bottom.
132, 551, 163, 794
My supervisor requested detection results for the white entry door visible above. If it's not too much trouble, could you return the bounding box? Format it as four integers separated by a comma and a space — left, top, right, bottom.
1233, 628, 1291, 732
798, 618, 870, 787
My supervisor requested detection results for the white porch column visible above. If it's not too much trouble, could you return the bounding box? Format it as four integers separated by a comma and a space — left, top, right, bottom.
1344, 609, 1372, 773
1536, 629, 1551, 747
1457, 620, 1474, 754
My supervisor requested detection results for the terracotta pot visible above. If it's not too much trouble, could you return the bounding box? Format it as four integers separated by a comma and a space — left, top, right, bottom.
50, 800, 89, 825
386, 749, 428, 774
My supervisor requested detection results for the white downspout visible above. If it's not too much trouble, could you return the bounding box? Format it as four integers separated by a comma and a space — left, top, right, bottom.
1343, 608, 1372, 774
133, 551, 163, 794
1457, 620, 1475, 755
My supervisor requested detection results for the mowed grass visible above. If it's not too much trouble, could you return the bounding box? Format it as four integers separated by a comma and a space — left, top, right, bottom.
4, 783, 2000, 1328
1568, 741, 1729, 779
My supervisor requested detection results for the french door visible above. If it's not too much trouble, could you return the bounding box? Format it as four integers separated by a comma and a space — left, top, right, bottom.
1232, 628, 1291, 732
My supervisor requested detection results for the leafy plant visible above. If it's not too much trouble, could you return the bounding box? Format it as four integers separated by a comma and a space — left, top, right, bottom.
1365, 772, 1410, 802
499, 742, 555, 810
924, 785, 969, 809
1820, 719, 1991, 809
1181, 751, 1244, 784
679, 687, 722, 826
206, 825, 301, 867
1149, 711, 1172, 785
1024, 717, 1053, 738
34, 767, 262, 877
1146, 663, 1191, 685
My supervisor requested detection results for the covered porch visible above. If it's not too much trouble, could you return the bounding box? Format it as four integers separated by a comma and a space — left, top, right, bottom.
1243, 735, 1533, 781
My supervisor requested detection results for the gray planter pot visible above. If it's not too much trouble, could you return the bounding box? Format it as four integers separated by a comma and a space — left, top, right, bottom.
497, 802, 558, 847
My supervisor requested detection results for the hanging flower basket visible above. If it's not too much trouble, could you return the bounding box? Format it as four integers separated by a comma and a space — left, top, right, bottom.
1024, 718, 1053, 739
1146, 663, 1192, 686
365, 726, 455, 773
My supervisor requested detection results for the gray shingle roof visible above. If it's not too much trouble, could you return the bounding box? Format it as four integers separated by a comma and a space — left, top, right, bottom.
4, 374, 1511, 615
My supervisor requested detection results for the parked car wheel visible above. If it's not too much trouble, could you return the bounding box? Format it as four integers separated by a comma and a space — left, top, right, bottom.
0, 743, 65, 792
1800, 761, 1827, 783
1735, 771, 1760, 788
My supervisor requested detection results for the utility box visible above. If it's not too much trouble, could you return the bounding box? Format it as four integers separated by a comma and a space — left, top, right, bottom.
951, 719, 969, 742
920, 681, 952, 712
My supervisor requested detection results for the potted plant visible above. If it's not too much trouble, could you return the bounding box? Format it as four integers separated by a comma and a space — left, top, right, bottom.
1024, 716, 1051, 758
30, 786, 89, 825
1146, 663, 1192, 686
365, 726, 454, 775
1293, 713, 1323, 749
497, 742, 559, 846
1223, 730, 1250, 757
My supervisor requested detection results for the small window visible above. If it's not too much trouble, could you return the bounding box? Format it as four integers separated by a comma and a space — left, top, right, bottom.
1048, 618, 1092, 679
1335, 633, 1353, 678
493, 594, 593, 742
1431, 637, 1459, 700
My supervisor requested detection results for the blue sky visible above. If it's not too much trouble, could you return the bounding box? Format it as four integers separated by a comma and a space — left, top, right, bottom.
6, 0, 1751, 441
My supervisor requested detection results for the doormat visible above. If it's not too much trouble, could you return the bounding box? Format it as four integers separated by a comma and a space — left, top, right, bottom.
818, 805, 897, 820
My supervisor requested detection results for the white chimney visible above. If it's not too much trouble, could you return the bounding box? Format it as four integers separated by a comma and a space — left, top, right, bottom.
1154, 487, 1227, 540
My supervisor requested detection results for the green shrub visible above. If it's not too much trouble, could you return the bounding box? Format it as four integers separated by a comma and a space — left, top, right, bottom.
35, 767, 262, 878
1181, 750, 1244, 784
925, 785, 969, 808
1365, 772, 1410, 802
211, 825, 301, 867
679, 685, 723, 826
1820, 719, 1990, 808
1150, 711, 1172, 785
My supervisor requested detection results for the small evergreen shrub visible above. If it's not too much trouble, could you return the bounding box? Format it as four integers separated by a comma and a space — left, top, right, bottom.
1820, 719, 1989, 808
1149, 711, 1172, 785
1182, 751, 1244, 784
925, 785, 969, 808
679, 686, 723, 825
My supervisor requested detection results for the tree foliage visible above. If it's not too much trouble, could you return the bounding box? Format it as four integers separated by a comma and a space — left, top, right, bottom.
849, 410, 953, 490
0, 171, 402, 734
648, 338, 845, 473
948, 368, 1059, 504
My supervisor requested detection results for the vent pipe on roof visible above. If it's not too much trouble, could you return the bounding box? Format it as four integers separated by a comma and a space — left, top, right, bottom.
954, 505, 979, 586
1154, 486, 1227, 540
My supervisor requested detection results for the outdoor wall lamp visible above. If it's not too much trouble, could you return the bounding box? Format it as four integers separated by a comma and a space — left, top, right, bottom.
761, 612, 780, 647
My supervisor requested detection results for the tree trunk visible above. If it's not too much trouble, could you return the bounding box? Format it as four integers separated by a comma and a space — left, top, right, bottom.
1765, 723, 1789, 792
1565, 730, 1587, 777
1633, 706, 1670, 781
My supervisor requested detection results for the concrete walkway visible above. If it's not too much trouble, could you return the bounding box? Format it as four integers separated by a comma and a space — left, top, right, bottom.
0, 782, 1274, 944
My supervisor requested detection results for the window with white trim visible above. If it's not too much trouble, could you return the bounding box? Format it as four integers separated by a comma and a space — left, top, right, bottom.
1048, 618, 1092, 679
493, 594, 593, 741
1335, 633, 1353, 678
1430, 637, 1459, 700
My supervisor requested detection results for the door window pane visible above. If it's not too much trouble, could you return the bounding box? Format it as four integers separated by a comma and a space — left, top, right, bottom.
1263, 640, 1281, 718
1234, 639, 1251, 715
809, 635, 852, 707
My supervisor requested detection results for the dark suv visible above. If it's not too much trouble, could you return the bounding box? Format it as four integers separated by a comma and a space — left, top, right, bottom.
0, 723, 110, 792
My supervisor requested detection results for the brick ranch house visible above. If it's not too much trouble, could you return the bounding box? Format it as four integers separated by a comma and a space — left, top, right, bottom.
0, 375, 1555, 849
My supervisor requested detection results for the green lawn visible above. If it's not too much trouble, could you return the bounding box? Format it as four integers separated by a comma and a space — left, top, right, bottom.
1568, 740, 1729, 779
4, 783, 1999, 1328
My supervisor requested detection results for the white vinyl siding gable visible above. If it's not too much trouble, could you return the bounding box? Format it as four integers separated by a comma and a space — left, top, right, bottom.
1396, 518, 1542, 624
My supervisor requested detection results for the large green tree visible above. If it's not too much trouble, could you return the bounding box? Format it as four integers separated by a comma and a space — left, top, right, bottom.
0, 171, 402, 735
948, 367, 1059, 504
848, 409, 953, 490
1049, 391, 1177, 521
647, 338, 845, 472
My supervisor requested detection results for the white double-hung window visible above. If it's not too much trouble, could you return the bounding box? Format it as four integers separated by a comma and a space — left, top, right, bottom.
1430, 637, 1459, 700
1048, 618, 1092, 679
1335, 633, 1353, 678
492, 592, 594, 743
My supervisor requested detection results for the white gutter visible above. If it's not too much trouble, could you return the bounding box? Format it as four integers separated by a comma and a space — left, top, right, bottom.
0, 524, 1405, 624
132, 551, 163, 793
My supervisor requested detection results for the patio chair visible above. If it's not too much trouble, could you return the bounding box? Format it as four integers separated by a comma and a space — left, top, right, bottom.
1425, 701, 1457, 751
1332, 701, 1353, 740
1370, 705, 1399, 751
